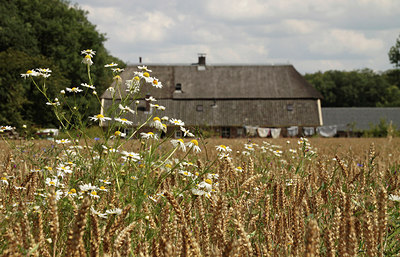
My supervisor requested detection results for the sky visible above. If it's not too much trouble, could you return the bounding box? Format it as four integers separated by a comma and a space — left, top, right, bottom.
71, 0, 400, 74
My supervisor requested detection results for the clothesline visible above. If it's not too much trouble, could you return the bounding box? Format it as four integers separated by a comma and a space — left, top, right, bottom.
244, 125, 342, 138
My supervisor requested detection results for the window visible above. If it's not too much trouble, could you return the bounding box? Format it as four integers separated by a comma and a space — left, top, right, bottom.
196, 105, 203, 112
236, 128, 244, 137
174, 130, 182, 138
287, 104, 293, 111
221, 127, 230, 138
175, 83, 182, 91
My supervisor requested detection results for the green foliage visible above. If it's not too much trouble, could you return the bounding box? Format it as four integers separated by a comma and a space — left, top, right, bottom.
0, 0, 124, 128
389, 34, 400, 68
0, 49, 68, 128
305, 69, 398, 107
363, 118, 399, 138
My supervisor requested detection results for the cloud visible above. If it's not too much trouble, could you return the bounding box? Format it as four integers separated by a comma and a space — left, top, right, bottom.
309, 29, 384, 56
72, 0, 400, 73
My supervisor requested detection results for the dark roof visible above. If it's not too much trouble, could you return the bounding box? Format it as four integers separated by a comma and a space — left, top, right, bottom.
322, 107, 400, 131
101, 64, 322, 100
103, 99, 321, 127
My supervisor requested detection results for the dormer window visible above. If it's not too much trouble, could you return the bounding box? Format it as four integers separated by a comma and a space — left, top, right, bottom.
287, 104, 293, 111
175, 83, 182, 91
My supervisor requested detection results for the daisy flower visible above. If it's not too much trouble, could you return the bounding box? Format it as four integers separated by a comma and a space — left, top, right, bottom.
150, 104, 166, 111
90, 114, 112, 122
181, 127, 194, 137
99, 179, 112, 185
82, 55, 93, 66
106, 208, 122, 215
235, 166, 243, 172
91, 207, 107, 219
151, 78, 162, 88
66, 87, 83, 93
141, 132, 158, 139
81, 83, 96, 90
81, 49, 96, 57
170, 118, 185, 126
67, 188, 77, 197
171, 139, 186, 152
121, 151, 141, 161
216, 145, 232, 152
104, 62, 118, 68
90, 190, 100, 199
186, 139, 201, 153
145, 96, 157, 102
179, 170, 194, 177
45, 177, 63, 187
55, 139, 71, 144
150, 117, 165, 131
0, 177, 8, 186
56, 164, 73, 174
113, 131, 126, 138
138, 65, 152, 72
79, 183, 98, 192
112, 67, 124, 73
118, 104, 135, 114
114, 117, 133, 125
192, 179, 213, 196
21, 69, 39, 79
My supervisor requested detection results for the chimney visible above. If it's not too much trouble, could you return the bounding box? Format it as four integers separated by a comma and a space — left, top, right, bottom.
139, 57, 142, 63
198, 53, 206, 65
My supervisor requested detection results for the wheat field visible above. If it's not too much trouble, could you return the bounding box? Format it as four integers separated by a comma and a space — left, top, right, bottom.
0, 137, 399, 256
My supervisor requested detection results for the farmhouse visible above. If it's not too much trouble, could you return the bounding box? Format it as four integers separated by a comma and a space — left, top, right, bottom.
100, 56, 323, 138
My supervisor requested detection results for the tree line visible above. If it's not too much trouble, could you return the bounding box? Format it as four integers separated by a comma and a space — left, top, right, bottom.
0, 0, 124, 129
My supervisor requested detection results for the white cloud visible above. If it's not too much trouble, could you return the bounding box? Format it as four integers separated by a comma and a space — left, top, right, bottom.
309, 29, 384, 56
72, 0, 400, 73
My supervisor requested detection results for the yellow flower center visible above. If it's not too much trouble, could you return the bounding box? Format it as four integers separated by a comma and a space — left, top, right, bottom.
96, 114, 104, 119
153, 117, 161, 122
50, 181, 55, 185
1, 177, 6, 180
85, 54, 91, 59
153, 79, 158, 85
100, 186, 106, 190
178, 139, 184, 143
134, 76, 140, 81
70, 188, 76, 193
143, 72, 150, 77
220, 145, 226, 149
121, 118, 127, 121
205, 179, 212, 185
27, 70, 33, 74
71, 87, 77, 91
148, 132, 154, 135
237, 166, 242, 170
91, 191, 97, 196
165, 164, 172, 168
190, 139, 199, 146
115, 131, 121, 136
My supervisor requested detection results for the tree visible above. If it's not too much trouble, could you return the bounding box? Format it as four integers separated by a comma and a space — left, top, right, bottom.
0, 0, 124, 128
305, 69, 395, 107
389, 34, 400, 68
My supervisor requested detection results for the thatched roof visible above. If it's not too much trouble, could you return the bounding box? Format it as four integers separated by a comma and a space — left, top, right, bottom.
101, 64, 322, 100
